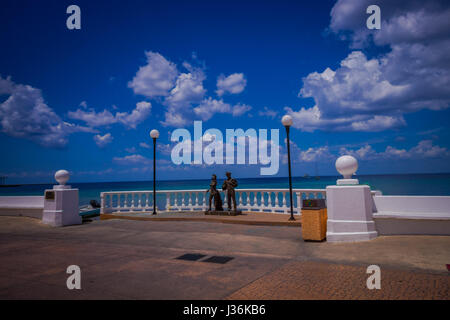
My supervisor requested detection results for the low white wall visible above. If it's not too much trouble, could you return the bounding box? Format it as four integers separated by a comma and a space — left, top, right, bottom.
372, 195, 450, 235
0, 196, 44, 219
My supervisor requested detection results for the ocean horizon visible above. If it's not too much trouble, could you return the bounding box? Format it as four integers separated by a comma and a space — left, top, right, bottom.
1, 172, 450, 206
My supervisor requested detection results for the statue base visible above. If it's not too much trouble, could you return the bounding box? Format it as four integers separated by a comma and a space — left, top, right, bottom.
204, 210, 242, 216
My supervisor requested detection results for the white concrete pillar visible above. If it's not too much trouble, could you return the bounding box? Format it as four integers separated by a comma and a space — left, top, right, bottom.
326, 156, 378, 242
42, 170, 81, 227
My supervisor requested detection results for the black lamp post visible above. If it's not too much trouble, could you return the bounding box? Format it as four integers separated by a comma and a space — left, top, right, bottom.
282, 115, 295, 221
150, 129, 160, 215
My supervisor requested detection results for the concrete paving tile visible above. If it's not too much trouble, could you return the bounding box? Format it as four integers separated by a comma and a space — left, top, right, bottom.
226, 261, 450, 300
0, 216, 449, 299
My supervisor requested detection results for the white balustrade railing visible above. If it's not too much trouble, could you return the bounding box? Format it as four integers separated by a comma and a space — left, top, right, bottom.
100, 188, 327, 215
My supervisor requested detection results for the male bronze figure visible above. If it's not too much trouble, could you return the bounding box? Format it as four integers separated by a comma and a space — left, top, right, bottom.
206, 174, 223, 211
222, 171, 238, 212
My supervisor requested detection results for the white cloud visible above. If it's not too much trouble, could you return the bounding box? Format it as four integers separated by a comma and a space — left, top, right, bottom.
258, 106, 278, 119
116, 101, 151, 129
157, 143, 172, 155
288, 1, 450, 133
193, 98, 252, 121
128, 51, 178, 98
299, 146, 335, 163
161, 111, 189, 127
68, 108, 117, 127
128, 52, 253, 126
340, 140, 450, 160
417, 127, 443, 136
158, 62, 207, 127
301, 0, 450, 132
113, 154, 173, 168
330, 0, 450, 48
0, 76, 95, 148
339, 145, 378, 160
140, 141, 172, 156
68, 101, 151, 129
409, 140, 450, 158
165, 68, 206, 109
139, 142, 151, 149
279, 140, 334, 164
350, 115, 406, 132
94, 133, 113, 148
193, 98, 230, 121
383, 146, 410, 159
288, 51, 409, 132
232, 103, 252, 117
0, 76, 14, 94
216, 73, 247, 96
113, 154, 152, 165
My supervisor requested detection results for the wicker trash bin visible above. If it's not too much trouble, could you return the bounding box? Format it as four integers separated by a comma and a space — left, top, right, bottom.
301, 199, 327, 241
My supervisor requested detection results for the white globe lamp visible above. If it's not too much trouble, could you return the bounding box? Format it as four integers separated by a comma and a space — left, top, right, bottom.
150, 129, 160, 139
335, 155, 359, 185
281, 115, 293, 127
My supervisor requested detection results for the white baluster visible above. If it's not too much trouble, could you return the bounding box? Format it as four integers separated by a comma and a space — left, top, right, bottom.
188, 192, 192, 209
181, 192, 185, 209
244, 191, 248, 208
297, 192, 302, 215
269, 191, 275, 212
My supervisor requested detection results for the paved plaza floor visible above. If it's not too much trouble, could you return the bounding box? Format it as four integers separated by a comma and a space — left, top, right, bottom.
0, 216, 448, 299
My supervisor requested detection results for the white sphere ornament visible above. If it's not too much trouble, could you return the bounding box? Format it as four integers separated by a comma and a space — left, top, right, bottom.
335, 155, 358, 179
150, 129, 160, 139
55, 170, 70, 185
281, 115, 293, 127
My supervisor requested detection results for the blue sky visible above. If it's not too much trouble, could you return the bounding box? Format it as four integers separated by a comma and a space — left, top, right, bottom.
1, 0, 449, 183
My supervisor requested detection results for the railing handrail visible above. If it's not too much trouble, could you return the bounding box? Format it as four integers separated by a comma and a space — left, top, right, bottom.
100, 187, 381, 215
100, 188, 327, 195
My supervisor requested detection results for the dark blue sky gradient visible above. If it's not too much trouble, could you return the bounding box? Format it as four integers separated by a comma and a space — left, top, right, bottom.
0, 0, 449, 183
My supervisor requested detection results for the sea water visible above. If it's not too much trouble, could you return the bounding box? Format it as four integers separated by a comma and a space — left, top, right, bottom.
1, 173, 449, 206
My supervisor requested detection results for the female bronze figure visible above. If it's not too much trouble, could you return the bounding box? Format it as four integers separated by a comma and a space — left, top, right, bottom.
206, 174, 223, 211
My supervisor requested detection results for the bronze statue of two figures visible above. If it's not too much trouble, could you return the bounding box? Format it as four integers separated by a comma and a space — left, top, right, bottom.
205, 172, 242, 216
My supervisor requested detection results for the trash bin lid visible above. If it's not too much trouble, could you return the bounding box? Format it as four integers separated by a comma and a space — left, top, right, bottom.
302, 199, 326, 209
